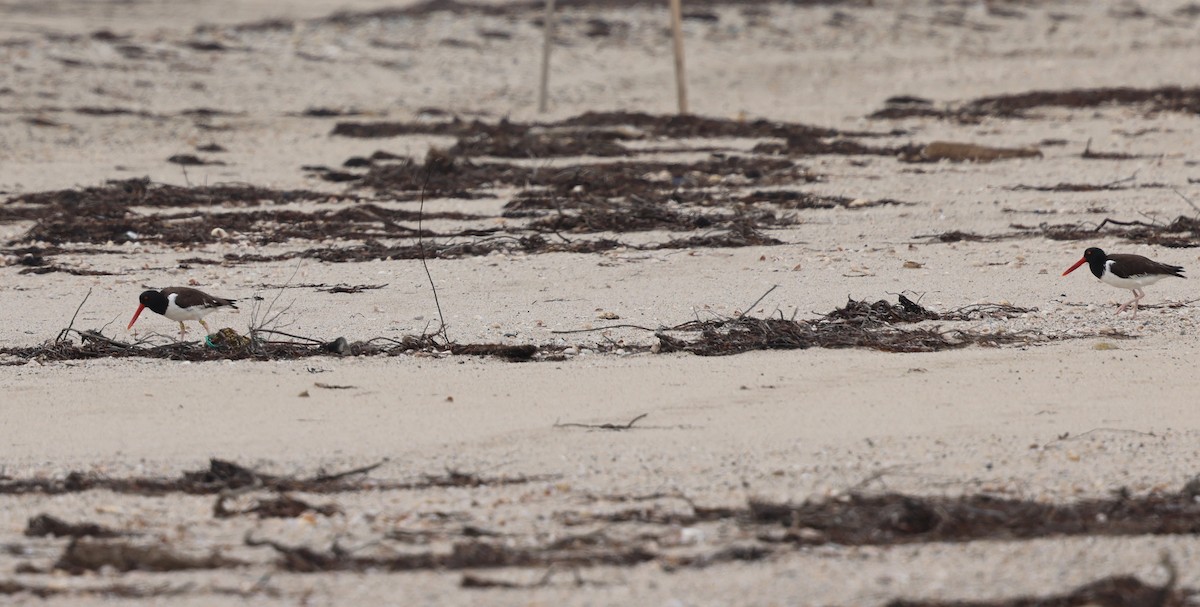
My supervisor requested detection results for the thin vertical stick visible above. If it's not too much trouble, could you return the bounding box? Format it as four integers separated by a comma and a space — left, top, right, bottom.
417, 168, 449, 344
668, 0, 688, 114
538, 0, 557, 113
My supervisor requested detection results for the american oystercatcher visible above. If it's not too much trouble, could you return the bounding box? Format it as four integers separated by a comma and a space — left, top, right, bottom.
127, 287, 238, 339
1062, 247, 1185, 317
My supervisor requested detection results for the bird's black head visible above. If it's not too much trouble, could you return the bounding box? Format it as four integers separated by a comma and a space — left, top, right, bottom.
1082, 247, 1110, 277
1063, 247, 1109, 278
138, 290, 169, 315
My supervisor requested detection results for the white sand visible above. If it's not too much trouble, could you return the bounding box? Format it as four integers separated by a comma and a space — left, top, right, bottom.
3, 0, 1200, 604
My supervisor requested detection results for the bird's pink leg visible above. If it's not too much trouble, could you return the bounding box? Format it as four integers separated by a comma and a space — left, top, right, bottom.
178, 321, 188, 341
1117, 289, 1145, 318
1116, 291, 1136, 315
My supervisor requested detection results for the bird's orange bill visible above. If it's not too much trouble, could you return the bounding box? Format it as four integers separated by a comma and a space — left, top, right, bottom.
127, 304, 146, 329
1062, 257, 1087, 276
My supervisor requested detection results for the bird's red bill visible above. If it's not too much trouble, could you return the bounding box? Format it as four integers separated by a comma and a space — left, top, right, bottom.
1062, 257, 1087, 276
127, 304, 146, 329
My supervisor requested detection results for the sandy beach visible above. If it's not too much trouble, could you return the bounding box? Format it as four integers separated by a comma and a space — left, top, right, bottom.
3, 0, 1200, 604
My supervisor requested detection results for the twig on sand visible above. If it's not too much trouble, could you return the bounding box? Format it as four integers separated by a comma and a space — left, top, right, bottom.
554, 413, 648, 431
418, 167, 450, 344
252, 329, 324, 345
1100, 167, 1139, 188
462, 564, 595, 589
1173, 188, 1200, 217
1093, 217, 1162, 231
847, 464, 918, 492
737, 285, 778, 321
550, 324, 658, 335
1041, 427, 1158, 449
56, 288, 92, 343
250, 261, 301, 341
310, 460, 388, 484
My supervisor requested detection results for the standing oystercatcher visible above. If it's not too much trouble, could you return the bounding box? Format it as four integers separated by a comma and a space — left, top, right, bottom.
1062, 247, 1185, 317
127, 287, 238, 339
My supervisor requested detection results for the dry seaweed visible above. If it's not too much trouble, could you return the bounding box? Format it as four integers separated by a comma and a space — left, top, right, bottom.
0, 579, 275, 599
368, 152, 801, 197
25, 514, 124, 538
1015, 215, 1200, 248
54, 539, 241, 574
4, 149, 818, 266
751, 483, 1200, 545
871, 85, 1200, 122
4, 177, 342, 210
0, 326, 536, 364
448, 129, 630, 157
333, 111, 851, 143
0, 458, 552, 496
902, 141, 1042, 163
654, 318, 958, 355
338, 112, 905, 159
213, 494, 341, 519
211, 222, 778, 264
736, 190, 903, 209
315, 0, 867, 25
449, 343, 538, 359
167, 154, 224, 166
232, 475, 1200, 582
653, 296, 1054, 356
657, 221, 783, 248
17, 264, 113, 276
316, 283, 388, 294
886, 574, 1187, 607
1011, 182, 1143, 192
0, 458, 379, 495
914, 230, 1010, 243
356, 150, 532, 194
17, 202, 481, 246
526, 200, 784, 234
246, 535, 656, 573
823, 294, 941, 325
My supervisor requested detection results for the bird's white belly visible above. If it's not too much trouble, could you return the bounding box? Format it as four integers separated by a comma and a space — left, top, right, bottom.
1100, 268, 1166, 290
163, 306, 211, 322
163, 294, 213, 322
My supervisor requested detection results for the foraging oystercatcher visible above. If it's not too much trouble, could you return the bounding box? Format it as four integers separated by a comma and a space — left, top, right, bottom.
127, 287, 238, 339
1062, 247, 1185, 317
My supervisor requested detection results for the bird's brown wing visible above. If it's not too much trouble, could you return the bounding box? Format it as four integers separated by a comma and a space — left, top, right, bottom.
163, 287, 239, 309
1106, 254, 1185, 279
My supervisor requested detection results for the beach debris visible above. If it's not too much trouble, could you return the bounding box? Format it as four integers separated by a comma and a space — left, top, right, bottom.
315, 283, 387, 294
905, 140, 1042, 163
554, 413, 648, 431
0, 458, 550, 497
1015, 215, 1200, 248
213, 494, 342, 519
650, 296, 1061, 356
25, 514, 125, 539
869, 85, 1200, 122
54, 539, 241, 573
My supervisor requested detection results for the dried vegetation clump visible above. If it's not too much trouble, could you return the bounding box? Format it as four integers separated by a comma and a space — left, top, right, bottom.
871, 85, 1200, 122
1, 456, 1197, 603
654, 296, 1067, 355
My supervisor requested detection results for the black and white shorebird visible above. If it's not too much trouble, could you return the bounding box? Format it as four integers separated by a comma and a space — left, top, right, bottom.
1062, 247, 1185, 317
127, 287, 238, 339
